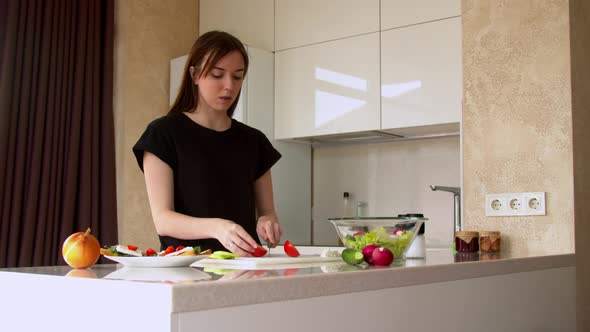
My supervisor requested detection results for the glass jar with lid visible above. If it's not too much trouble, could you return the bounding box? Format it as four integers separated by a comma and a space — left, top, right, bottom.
454, 252, 480, 262
479, 231, 501, 252
455, 231, 479, 253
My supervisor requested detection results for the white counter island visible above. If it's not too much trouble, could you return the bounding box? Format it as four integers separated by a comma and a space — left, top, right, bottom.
0, 248, 575, 332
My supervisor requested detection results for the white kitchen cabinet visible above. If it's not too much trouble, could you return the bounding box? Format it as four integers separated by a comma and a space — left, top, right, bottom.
199, 0, 274, 51
275, 0, 379, 51
275, 32, 381, 139
241, 47, 312, 245
380, 0, 461, 31
175, 266, 575, 332
380, 17, 462, 134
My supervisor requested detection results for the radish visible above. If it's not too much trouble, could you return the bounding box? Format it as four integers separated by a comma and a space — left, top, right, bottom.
372, 247, 394, 266
392, 228, 404, 236
362, 244, 379, 265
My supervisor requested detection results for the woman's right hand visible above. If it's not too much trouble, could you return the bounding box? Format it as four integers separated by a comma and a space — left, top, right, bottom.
215, 219, 259, 257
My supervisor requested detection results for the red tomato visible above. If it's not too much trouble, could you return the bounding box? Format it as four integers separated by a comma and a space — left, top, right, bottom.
284, 268, 300, 276
283, 240, 300, 257
145, 248, 157, 256
175, 245, 185, 252
163, 246, 174, 256
254, 270, 268, 276
127, 244, 138, 251
252, 246, 268, 257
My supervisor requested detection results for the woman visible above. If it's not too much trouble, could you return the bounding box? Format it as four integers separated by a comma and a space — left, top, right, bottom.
133, 31, 282, 256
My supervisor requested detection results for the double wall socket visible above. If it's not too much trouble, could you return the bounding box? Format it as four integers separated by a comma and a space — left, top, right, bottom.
485, 192, 546, 216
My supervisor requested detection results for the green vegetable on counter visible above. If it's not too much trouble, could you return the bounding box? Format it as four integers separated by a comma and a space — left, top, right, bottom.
208, 251, 239, 260
341, 248, 364, 265
203, 267, 240, 275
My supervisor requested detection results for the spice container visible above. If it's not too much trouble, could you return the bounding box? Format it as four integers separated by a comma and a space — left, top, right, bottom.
455, 231, 479, 253
479, 252, 501, 261
479, 231, 501, 252
454, 252, 480, 262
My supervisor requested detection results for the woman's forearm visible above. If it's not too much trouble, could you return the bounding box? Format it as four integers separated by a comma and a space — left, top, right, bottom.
152, 209, 225, 240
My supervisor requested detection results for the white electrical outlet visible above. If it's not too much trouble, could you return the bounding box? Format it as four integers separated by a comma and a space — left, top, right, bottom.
485, 192, 546, 216
485, 194, 507, 216
523, 192, 546, 215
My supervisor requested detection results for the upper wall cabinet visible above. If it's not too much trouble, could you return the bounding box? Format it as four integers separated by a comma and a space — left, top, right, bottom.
199, 0, 274, 51
275, 33, 381, 139
380, 17, 462, 134
380, 0, 461, 30
240, 47, 313, 246
275, 0, 379, 51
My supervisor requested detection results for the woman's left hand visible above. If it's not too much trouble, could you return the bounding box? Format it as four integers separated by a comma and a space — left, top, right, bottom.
256, 214, 282, 248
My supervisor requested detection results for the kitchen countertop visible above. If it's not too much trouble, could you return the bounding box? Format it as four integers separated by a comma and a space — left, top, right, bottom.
0, 247, 575, 313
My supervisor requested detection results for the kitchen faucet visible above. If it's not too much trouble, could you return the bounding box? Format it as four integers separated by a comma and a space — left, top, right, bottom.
430, 185, 462, 233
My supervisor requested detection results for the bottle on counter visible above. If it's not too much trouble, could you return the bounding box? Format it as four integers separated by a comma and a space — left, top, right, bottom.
355, 201, 367, 217
406, 222, 426, 259
342, 192, 353, 217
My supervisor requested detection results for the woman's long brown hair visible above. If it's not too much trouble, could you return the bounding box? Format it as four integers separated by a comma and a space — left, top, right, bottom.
168, 31, 249, 117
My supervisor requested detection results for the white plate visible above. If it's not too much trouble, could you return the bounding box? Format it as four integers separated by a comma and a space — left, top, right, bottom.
102, 254, 207, 268
104, 267, 212, 281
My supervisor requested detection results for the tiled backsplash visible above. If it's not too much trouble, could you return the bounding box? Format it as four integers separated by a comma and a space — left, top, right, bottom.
312, 135, 460, 248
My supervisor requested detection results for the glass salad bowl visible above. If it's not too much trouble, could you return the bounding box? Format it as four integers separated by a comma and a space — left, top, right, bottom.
328, 216, 426, 260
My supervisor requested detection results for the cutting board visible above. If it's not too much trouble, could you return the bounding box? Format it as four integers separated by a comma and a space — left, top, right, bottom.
191, 254, 342, 270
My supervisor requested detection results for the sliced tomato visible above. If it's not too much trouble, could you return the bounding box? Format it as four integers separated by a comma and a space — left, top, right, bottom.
254, 270, 268, 276
252, 246, 268, 257
162, 245, 174, 256
284, 268, 300, 276
145, 248, 157, 256
175, 245, 185, 252
127, 244, 138, 251
283, 240, 300, 257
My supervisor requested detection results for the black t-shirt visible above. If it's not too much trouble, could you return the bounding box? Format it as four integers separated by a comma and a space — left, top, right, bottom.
132, 112, 282, 252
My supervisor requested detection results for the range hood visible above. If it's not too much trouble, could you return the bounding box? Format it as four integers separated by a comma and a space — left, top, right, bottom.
287, 123, 460, 146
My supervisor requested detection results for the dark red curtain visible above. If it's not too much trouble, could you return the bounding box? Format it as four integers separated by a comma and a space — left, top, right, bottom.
0, 0, 118, 267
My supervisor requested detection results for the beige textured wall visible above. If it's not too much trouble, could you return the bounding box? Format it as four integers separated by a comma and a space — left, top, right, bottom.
114, 0, 198, 249
570, 0, 590, 330
462, 0, 575, 254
